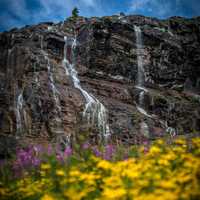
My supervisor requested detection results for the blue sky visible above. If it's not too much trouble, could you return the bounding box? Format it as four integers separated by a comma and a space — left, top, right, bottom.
0, 0, 200, 31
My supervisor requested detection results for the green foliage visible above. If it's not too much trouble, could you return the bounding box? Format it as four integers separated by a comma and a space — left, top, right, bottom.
0, 138, 200, 199
72, 7, 79, 18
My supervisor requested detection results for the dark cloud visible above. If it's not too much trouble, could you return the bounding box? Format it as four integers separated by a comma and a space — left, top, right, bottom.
0, 0, 199, 31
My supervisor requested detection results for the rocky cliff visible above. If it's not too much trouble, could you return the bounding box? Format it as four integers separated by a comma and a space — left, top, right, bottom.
0, 15, 200, 150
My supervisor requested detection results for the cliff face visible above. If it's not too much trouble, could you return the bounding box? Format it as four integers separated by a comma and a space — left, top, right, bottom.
0, 15, 200, 149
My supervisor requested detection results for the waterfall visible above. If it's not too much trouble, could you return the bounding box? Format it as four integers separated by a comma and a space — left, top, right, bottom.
134, 25, 149, 115
40, 36, 71, 146
63, 36, 110, 139
140, 121, 149, 137
8, 48, 24, 134
62, 36, 69, 76
40, 36, 62, 116
33, 62, 40, 87
134, 25, 176, 136
16, 92, 24, 133
134, 25, 145, 88
139, 90, 145, 107
45, 55, 62, 115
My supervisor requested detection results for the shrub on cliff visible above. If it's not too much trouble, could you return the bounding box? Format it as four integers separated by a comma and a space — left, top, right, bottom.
72, 7, 79, 18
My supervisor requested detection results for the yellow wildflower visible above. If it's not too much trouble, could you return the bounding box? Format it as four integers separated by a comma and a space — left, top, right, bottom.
172, 146, 185, 153
64, 187, 91, 200
149, 146, 161, 155
122, 168, 140, 178
69, 169, 81, 177
158, 158, 169, 166
192, 137, 200, 148
79, 173, 99, 185
164, 152, 177, 161
1, 137, 200, 200
159, 180, 176, 189
102, 187, 126, 199
56, 169, 65, 176
175, 138, 186, 145
41, 163, 51, 170
155, 139, 165, 145
97, 160, 112, 170
103, 176, 124, 188
41, 194, 55, 200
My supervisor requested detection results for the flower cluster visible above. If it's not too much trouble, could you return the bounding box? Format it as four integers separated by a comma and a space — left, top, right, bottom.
0, 138, 200, 200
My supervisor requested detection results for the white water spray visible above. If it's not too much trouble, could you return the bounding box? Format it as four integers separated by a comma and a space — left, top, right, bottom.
134, 25, 145, 88
63, 36, 110, 139
40, 36, 62, 117
134, 25, 149, 115
134, 25, 176, 136
16, 93, 24, 133
46, 55, 62, 115
8, 48, 24, 134
33, 62, 40, 87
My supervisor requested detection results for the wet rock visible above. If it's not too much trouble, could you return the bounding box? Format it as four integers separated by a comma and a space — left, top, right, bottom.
0, 15, 199, 147
0, 135, 18, 158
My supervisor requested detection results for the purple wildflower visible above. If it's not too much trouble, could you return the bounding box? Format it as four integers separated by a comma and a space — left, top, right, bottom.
143, 140, 149, 146
104, 144, 115, 160
31, 158, 41, 167
92, 147, 102, 157
82, 142, 90, 150
47, 144, 53, 155
56, 152, 64, 162
64, 146, 73, 157
33, 145, 43, 155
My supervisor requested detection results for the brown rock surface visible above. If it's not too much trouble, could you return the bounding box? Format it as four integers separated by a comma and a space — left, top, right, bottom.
0, 15, 200, 151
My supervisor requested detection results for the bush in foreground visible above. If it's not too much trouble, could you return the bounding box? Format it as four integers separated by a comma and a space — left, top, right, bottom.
0, 138, 200, 200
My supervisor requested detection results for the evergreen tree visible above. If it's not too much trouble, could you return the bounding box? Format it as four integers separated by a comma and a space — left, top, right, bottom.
72, 7, 79, 18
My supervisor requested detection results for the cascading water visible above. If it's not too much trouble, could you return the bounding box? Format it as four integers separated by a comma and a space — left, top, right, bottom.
134, 25, 176, 136
134, 25, 150, 119
46, 55, 62, 115
63, 36, 110, 139
40, 36, 70, 146
134, 26, 145, 88
33, 62, 40, 87
8, 47, 24, 134
40, 36, 62, 116
62, 36, 69, 76
16, 92, 24, 133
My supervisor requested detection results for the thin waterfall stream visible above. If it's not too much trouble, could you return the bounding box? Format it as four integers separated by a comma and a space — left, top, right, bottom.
40, 36, 72, 146
8, 47, 24, 134
134, 25, 176, 136
134, 25, 151, 118
62, 36, 110, 139
16, 92, 24, 134
40, 36, 62, 117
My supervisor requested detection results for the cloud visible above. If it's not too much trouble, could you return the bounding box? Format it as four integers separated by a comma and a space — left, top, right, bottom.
129, 0, 200, 18
79, 0, 96, 7
0, 0, 200, 31
0, 0, 30, 30
38, 0, 74, 20
0, 0, 101, 31
131, 0, 150, 12
129, 0, 174, 18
